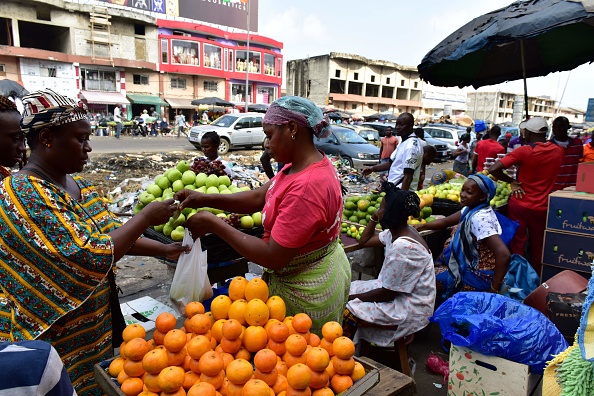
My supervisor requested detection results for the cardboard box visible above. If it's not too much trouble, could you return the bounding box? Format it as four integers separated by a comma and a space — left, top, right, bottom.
542, 230, 594, 274
547, 292, 586, 344
119, 296, 180, 332
576, 162, 594, 194
448, 345, 541, 396
541, 264, 591, 282
547, 190, 594, 237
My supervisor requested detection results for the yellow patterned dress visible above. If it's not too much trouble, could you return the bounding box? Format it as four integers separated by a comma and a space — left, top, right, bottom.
0, 174, 121, 395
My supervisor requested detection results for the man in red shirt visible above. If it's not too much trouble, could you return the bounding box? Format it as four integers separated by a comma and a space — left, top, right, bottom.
550, 116, 583, 190
488, 117, 564, 274
473, 125, 505, 172
379, 126, 398, 165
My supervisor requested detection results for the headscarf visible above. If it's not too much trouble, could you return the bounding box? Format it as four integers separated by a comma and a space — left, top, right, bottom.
446, 174, 496, 291
380, 182, 420, 230
20, 89, 88, 136
263, 96, 331, 138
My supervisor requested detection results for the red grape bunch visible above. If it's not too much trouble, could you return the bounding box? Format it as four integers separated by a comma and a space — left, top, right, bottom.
220, 213, 241, 228
190, 157, 227, 176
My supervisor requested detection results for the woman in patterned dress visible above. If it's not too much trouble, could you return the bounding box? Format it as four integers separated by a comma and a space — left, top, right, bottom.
343, 185, 435, 347
0, 89, 188, 395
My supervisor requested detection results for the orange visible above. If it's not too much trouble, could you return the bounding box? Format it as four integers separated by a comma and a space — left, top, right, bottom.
285, 334, 307, 356
254, 349, 278, 373
324, 361, 335, 379
308, 370, 329, 390
211, 319, 226, 342
143, 372, 162, 393
189, 314, 213, 334
156, 312, 178, 334
254, 367, 278, 386
296, 331, 311, 345
158, 366, 186, 393
186, 301, 206, 318
263, 319, 279, 333
187, 381, 216, 396
267, 339, 286, 356
265, 296, 286, 322
120, 377, 144, 396
275, 360, 288, 377
139, 391, 160, 396
225, 382, 245, 396
165, 329, 188, 353
350, 361, 365, 381
211, 336, 217, 350
187, 334, 213, 360
318, 338, 334, 357
332, 337, 355, 360
122, 324, 147, 343
277, 392, 287, 396
199, 351, 225, 376
226, 358, 254, 385
330, 374, 353, 394
234, 346, 252, 361
243, 326, 268, 352
146, 339, 156, 351
308, 333, 321, 347
205, 311, 216, 326
168, 348, 188, 366
153, 329, 166, 345
311, 388, 334, 396
331, 356, 355, 375
210, 295, 233, 320
245, 299, 270, 327
306, 347, 330, 372
283, 317, 296, 335
222, 319, 243, 340
286, 364, 311, 390
189, 358, 201, 374
220, 336, 242, 354
200, 370, 226, 389
242, 379, 271, 396
123, 358, 146, 377
321, 322, 342, 343
161, 388, 187, 396
291, 314, 312, 333
221, 352, 234, 370
108, 356, 126, 377
271, 374, 289, 395
286, 388, 312, 396
228, 276, 249, 301
244, 278, 269, 302
142, 348, 170, 374
267, 321, 290, 343
182, 355, 192, 372
282, 352, 307, 368
117, 369, 130, 385
228, 299, 249, 326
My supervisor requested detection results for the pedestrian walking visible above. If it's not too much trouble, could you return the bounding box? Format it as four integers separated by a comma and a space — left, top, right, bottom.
113, 104, 122, 139
175, 110, 187, 138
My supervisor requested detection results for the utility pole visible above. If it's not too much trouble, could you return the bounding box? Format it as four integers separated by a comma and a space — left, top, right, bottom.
244, 0, 250, 113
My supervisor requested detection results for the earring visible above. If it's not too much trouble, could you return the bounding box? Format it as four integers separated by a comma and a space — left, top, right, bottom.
291, 134, 296, 140
46, 144, 51, 148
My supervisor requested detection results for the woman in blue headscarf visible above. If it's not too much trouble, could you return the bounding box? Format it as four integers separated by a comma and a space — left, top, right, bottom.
416, 174, 511, 301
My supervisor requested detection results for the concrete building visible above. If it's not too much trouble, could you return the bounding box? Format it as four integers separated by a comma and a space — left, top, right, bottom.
286, 53, 423, 116
466, 91, 557, 124
555, 107, 585, 124
420, 83, 467, 122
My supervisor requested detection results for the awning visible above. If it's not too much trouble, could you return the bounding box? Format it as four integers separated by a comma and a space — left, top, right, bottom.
80, 91, 129, 105
127, 94, 168, 107
165, 98, 196, 109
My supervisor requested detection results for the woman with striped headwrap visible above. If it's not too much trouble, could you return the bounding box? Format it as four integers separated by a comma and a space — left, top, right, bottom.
0, 89, 188, 395
0, 95, 26, 180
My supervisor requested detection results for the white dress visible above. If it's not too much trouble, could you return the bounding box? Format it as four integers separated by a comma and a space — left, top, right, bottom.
347, 232, 436, 346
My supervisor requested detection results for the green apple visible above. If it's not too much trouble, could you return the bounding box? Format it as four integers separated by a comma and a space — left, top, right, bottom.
216, 213, 228, 218
133, 203, 144, 214
240, 215, 254, 229
182, 207, 193, 216
139, 192, 155, 205
197, 186, 207, 194
176, 160, 190, 173
146, 184, 163, 198
206, 174, 219, 189
220, 189, 232, 195
173, 213, 186, 227
251, 212, 262, 226
218, 175, 231, 187
168, 169, 183, 183
187, 209, 197, 219
172, 180, 185, 193
218, 185, 228, 192
154, 197, 163, 202
155, 175, 170, 190
195, 173, 208, 187
153, 224, 165, 233
171, 226, 185, 242
206, 186, 219, 194
182, 170, 196, 185
184, 184, 196, 190
163, 223, 174, 237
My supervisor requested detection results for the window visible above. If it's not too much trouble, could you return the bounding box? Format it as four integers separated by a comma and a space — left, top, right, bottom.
252, 116, 262, 127
81, 68, 116, 91
386, 77, 390, 84
351, 104, 357, 110
401, 79, 405, 86
133, 74, 149, 85
228, 50, 234, 72
172, 40, 199, 65
203, 81, 218, 92
235, 50, 261, 73
40, 66, 57, 78
134, 24, 145, 36
203, 44, 222, 69
231, 83, 252, 102
161, 39, 168, 63
264, 54, 276, 76
335, 70, 341, 78
0, 64, 5, 73
236, 117, 251, 129
371, 75, 375, 83
36, 8, 51, 21
414, 81, 418, 88
170, 77, 186, 89
257, 86, 275, 104
353, 72, 359, 80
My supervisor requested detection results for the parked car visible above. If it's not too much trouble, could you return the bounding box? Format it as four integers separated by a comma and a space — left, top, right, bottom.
342, 124, 381, 147
314, 125, 380, 169
423, 124, 475, 151
187, 113, 265, 154
420, 130, 452, 162
361, 122, 396, 138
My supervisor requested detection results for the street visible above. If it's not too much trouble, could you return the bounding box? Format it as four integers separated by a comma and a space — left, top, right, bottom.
89, 135, 197, 154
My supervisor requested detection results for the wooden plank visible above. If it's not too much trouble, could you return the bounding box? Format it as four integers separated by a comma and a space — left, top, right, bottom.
94, 362, 126, 396
357, 356, 416, 396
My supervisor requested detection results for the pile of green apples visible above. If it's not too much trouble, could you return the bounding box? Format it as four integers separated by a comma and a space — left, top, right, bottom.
135, 160, 262, 241
342, 193, 384, 227
491, 180, 511, 207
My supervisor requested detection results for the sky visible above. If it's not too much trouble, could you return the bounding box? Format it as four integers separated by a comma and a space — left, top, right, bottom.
258, 0, 593, 110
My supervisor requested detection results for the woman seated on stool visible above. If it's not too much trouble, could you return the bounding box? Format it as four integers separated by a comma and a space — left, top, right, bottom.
343, 185, 435, 347
414, 174, 511, 302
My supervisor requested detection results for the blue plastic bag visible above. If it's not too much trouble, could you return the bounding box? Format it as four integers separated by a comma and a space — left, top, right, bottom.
430, 292, 568, 373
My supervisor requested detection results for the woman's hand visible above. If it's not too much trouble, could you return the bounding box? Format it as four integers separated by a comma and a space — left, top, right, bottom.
184, 211, 219, 239
162, 242, 191, 261
412, 223, 426, 232
510, 180, 525, 198
141, 199, 178, 226
175, 190, 205, 211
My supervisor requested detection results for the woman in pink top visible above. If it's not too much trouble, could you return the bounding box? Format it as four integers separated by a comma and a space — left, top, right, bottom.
177, 96, 351, 334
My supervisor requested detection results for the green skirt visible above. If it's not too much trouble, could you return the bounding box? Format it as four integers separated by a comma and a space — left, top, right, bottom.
262, 239, 351, 336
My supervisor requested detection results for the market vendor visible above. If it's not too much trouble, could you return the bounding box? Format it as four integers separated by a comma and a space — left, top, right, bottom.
0, 95, 26, 180
177, 96, 351, 335
200, 131, 233, 177
0, 89, 188, 395
414, 174, 511, 301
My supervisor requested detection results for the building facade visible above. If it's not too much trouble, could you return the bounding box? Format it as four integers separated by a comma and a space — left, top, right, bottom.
286, 53, 423, 116
466, 91, 557, 124
420, 83, 467, 122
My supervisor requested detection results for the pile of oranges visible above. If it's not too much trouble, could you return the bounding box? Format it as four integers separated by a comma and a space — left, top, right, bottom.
108, 276, 365, 396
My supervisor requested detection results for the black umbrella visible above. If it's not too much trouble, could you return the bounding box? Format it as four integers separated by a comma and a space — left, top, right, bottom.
191, 97, 236, 107
0, 79, 29, 98
418, 0, 594, 119
365, 112, 398, 121
247, 103, 269, 113
326, 111, 352, 120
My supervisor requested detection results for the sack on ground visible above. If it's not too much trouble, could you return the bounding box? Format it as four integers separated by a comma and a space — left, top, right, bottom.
170, 230, 213, 314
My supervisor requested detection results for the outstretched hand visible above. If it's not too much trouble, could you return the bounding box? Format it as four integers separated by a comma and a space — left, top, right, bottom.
174, 190, 205, 211
362, 167, 373, 176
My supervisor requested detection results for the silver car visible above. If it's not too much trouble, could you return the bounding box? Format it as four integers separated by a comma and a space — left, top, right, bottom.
188, 112, 265, 154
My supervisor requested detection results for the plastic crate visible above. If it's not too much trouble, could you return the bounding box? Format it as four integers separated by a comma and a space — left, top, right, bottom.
431, 198, 463, 216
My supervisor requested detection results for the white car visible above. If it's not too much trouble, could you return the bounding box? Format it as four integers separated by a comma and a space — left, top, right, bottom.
188, 112, 265, 154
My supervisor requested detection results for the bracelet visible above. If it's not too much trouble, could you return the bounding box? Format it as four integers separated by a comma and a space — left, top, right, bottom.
490, 283, 500, 293
369, 216, 379, 223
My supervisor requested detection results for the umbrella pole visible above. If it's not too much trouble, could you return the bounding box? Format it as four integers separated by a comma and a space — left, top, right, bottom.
521, 39, 529, 119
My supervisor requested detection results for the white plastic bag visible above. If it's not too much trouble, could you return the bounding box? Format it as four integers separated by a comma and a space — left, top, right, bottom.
170, 229, 213, 314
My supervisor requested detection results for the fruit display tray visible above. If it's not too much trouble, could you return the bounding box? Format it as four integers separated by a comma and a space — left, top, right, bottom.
430, 198, 463, 217
143, 226, 264, 264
